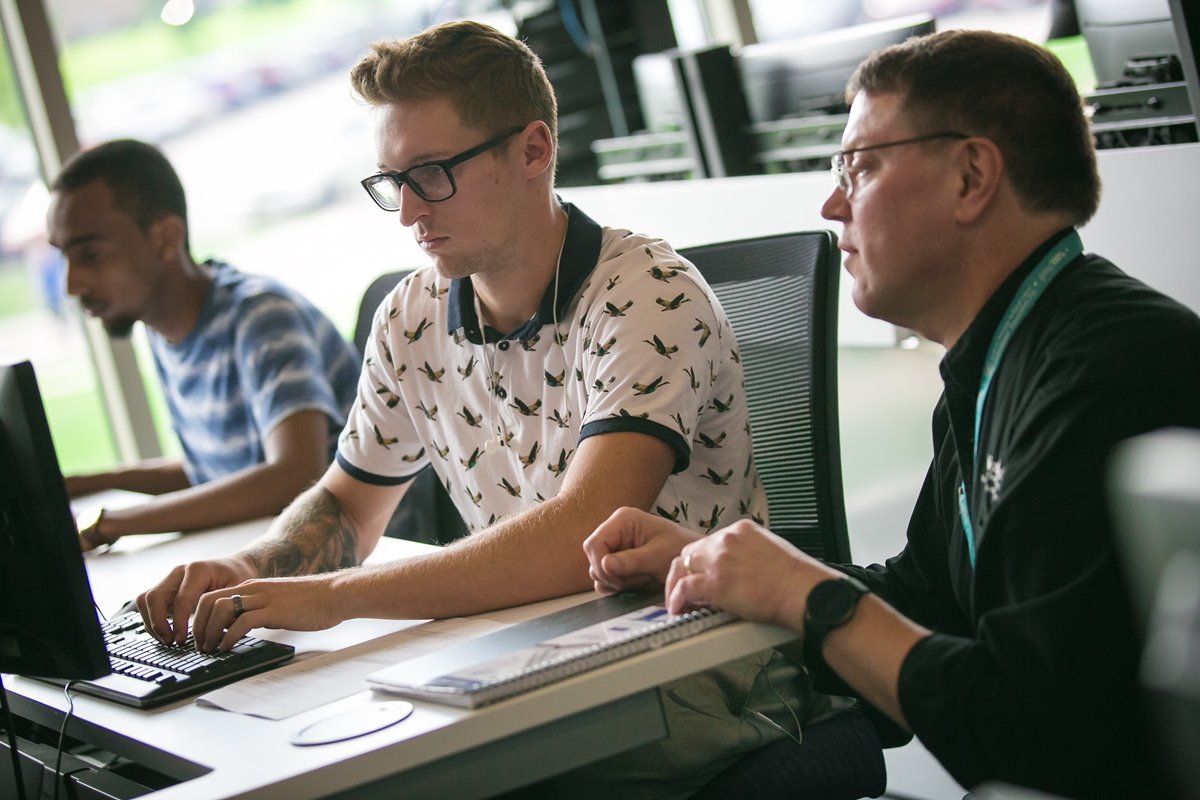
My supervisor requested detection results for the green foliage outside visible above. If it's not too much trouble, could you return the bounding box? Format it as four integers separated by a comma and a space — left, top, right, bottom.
37, 333, 180, 475
0, 264, 37, 316
44, 386, 117, 475
0, 0, 340, 129
0, 54, 22, 130
58, 0, 334, 96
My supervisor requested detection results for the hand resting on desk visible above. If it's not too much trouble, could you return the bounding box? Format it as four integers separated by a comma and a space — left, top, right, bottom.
585, 507, 840, 625
583, 507, 700, 595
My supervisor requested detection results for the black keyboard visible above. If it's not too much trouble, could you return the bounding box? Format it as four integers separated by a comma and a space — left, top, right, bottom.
42, 609, 295, 708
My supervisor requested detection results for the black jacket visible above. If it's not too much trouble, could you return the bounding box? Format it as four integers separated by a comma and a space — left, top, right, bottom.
813, 231, 1200, 798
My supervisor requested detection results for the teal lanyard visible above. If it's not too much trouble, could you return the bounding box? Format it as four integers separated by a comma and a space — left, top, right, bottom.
957, 230, 1083, 569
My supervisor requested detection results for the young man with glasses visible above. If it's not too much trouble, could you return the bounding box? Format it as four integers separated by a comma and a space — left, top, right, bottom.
138, 19, 834, 797
584, 29, 1200, 798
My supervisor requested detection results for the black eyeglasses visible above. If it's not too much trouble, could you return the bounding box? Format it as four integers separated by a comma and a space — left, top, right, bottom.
361, 126, 525, 210
831, 132, 969, 197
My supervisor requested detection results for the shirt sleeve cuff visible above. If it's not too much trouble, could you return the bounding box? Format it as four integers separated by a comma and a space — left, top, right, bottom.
579, 417, 691, 472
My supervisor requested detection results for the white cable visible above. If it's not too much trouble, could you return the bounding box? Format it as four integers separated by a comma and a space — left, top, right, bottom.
475, 206, 570, 457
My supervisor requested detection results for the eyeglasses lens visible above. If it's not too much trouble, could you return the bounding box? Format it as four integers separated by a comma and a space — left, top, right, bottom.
366, 165, 456, 210
366, 176, 402, 210
407, 165, 454, 202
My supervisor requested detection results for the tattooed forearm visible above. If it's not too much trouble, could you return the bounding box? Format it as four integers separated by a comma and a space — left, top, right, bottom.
244, 487, 359, 577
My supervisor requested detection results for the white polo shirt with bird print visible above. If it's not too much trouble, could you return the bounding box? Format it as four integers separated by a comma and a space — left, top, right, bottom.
337, 203, 766, 536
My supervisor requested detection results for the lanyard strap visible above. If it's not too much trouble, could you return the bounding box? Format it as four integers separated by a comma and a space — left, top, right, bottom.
957, 230, 1083, 568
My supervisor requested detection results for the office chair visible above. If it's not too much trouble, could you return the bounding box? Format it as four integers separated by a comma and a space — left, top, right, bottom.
354, 270, 469, 545
680, 231, 849, 562
679, 232, 886, 800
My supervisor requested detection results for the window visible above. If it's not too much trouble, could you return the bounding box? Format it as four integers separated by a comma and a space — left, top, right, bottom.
0, 33, 120, 474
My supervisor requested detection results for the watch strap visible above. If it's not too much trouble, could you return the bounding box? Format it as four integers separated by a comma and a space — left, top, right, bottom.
803, 575, 869, 668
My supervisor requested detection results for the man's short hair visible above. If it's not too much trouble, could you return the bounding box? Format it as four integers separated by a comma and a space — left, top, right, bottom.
349, 20, 558, 156
847, 29, 1101, 224
52, 138, 190, 247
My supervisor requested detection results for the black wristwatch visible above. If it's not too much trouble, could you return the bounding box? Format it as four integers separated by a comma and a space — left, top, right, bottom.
804, 575, 870, 661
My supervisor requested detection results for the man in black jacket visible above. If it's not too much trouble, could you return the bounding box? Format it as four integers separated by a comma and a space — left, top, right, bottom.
583, 29, 1200, 799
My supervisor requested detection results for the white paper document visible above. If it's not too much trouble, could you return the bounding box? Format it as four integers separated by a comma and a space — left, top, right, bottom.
197, 617, 509, 720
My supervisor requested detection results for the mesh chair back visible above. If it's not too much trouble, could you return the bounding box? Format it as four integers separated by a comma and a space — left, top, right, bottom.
353, 269, 468, 545
679, 231, 849, 563
354, 270, 411, 355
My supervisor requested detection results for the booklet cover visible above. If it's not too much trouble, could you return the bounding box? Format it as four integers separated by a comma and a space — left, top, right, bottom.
366, 604, 735, 708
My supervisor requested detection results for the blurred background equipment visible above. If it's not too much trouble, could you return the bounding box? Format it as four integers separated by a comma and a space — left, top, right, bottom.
1077, 0, 1197, 148
1109, 427, 1200, 800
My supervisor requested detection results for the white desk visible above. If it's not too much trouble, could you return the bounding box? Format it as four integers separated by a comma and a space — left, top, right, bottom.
5, 517, 799, 799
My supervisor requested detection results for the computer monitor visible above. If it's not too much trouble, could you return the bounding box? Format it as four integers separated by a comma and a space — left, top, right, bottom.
737, 12, 937, 124
1077, 0, 1179, 86
0, 361, 109, 680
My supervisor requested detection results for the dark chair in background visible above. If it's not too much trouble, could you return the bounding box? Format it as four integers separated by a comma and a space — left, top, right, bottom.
1109, 427, 1200, 799
680, 231, 849, 562
354, 270, 468, 546
680, 231, 887, 800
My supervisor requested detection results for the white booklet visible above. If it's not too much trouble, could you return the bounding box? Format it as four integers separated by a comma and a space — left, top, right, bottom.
367, 604, 735, 708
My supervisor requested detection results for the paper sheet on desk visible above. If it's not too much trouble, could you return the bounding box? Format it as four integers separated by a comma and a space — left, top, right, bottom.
196, 617, 509, 720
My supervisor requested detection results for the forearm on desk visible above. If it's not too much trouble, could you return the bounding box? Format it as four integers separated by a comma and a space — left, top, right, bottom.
102, 458, 321, 537
68, 459, 190, 497
327, 431, 676, 621
330, 494, 603, 619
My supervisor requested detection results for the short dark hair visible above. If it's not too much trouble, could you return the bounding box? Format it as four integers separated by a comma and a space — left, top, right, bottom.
847, 29, 1100, 224
52, 139, 190, 249
349, 20, 558, 160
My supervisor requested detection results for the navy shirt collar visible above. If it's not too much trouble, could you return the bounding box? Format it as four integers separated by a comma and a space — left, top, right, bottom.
446, 201, 603, 344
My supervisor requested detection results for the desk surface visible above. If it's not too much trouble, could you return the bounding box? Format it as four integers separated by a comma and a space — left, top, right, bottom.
6, 514, 799, 799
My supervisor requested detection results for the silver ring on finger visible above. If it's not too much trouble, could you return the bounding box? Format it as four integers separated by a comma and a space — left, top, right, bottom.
231, 594, 245, 619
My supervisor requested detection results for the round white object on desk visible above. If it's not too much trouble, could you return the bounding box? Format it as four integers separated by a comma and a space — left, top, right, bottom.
290, 700, 415, 746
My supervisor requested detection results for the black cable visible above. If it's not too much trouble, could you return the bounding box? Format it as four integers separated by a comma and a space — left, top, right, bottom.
52, 680, 78, 800
1, 673, 30, 800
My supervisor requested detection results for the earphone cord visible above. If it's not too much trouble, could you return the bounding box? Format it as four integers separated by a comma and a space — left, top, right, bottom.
742, 653, 805, 746
476, 206, 570, 453
475, 291, 501, 451
550, 205, 570, 393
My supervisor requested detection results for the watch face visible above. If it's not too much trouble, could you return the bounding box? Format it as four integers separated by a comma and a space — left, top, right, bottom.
807, 579, 865, 629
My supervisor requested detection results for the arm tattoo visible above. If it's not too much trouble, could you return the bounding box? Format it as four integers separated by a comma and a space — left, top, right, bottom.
244, 487, 360, 577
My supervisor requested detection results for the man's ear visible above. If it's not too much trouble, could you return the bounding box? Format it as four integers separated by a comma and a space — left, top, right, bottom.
520, 121, 556, 179
148, 214, 186, 260
953, 137, 1004, 225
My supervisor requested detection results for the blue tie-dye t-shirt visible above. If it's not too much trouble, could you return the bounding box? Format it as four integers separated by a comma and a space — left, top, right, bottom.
148, 260, 360, 485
